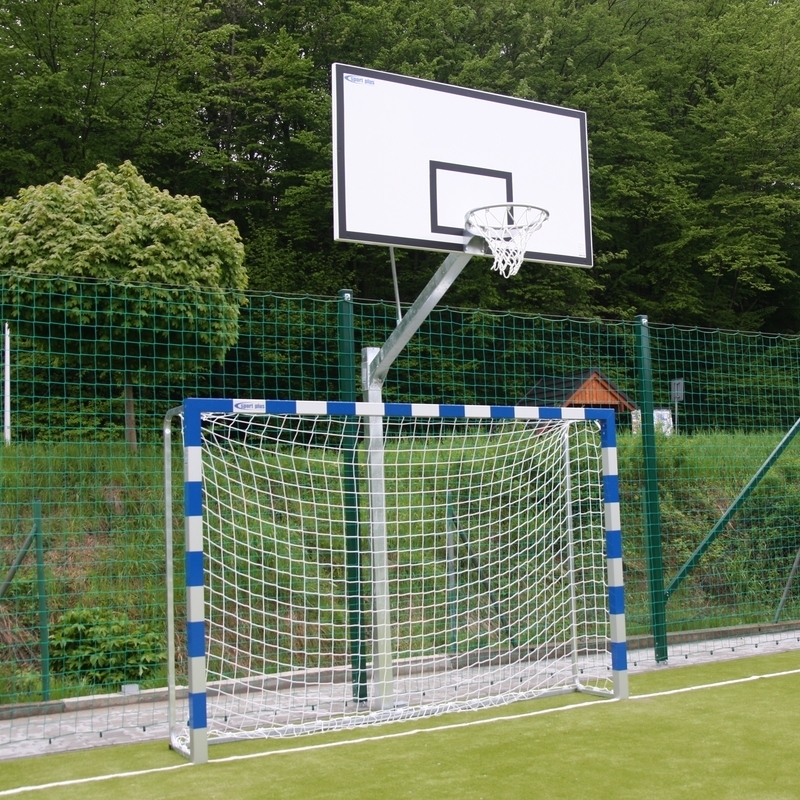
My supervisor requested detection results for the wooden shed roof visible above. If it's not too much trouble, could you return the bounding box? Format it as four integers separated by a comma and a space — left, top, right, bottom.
520, 369, 638, 412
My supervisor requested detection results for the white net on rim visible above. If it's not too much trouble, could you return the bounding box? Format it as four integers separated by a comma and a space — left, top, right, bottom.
465, 203, 549, 278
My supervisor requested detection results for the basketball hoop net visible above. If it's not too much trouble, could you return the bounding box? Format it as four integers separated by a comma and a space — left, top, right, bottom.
464, 203, 549, 278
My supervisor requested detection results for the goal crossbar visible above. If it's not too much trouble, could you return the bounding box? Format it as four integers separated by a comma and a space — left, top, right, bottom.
167, 399, 628, 764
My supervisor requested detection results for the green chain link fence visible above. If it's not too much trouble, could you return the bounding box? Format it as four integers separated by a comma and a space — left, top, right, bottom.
1, 273, 799, 747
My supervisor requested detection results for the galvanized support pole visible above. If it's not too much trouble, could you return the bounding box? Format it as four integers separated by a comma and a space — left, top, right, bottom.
366, 253, 473, 390
360, 251, 473, 710
362, 346, 394, 710
34, 500, 50, 701
634, 315, 668, 662
338, 289, 368, 703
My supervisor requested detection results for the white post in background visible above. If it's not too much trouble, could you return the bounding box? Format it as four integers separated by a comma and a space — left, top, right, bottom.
4, 323, 10, 444
670, 378, 684, 435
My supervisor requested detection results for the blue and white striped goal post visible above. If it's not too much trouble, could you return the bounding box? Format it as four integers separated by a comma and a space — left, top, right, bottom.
178, 398, 629, 764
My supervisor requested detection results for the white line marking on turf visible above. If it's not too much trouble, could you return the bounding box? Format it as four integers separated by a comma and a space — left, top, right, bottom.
0, 763, 191, 796
210, 698, 618, 765
2, 667, 799, 796
211, 667, 800, 767
630, 666, 800, 700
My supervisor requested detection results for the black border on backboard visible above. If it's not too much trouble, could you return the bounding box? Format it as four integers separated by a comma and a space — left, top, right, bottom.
429, 162, 513, 236
333, 63, 593, 268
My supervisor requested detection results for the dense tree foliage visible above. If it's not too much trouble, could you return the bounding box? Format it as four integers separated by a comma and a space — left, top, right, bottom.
2, 0, 800, 331
0, 161, 247, 447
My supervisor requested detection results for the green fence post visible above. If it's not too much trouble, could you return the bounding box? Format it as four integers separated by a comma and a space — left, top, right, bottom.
635, 315, 668, 662
34, 500, 50, 701
338, 289, 368, 702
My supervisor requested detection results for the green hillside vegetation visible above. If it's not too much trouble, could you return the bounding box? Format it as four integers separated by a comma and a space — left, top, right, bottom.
2, 429, 799, 705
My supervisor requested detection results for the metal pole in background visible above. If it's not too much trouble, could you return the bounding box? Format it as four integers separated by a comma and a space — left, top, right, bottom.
667, 415, 800, 602
446, 492, 458, 654
635, 315, 668, 662
338, 289, 368, 703
670, 378, 684, 436
34, 500, 50, 701
774, 542, 800, 623
0, 501, 50, 698
389, 248, 403, 324
4, 323, 10, 444
562, 424, 581, 685
163, 407, 181, 737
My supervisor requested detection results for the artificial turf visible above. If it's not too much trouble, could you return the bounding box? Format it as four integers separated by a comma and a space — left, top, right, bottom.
1, 650, 798, 799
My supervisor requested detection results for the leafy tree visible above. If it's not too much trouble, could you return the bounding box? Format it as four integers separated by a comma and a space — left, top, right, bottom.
0, 0, 210, 198
180, 0, 353, 291
0, 161, 247, 448
4, 0, 800, 331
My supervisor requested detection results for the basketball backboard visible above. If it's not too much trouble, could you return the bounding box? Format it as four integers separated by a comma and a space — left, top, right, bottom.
332, 64, 593, 268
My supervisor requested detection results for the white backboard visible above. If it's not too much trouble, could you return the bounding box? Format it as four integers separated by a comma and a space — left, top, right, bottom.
332, 64, 593, 268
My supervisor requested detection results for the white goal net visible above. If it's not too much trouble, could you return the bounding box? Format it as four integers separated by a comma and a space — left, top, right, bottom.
168, 400, 625, 761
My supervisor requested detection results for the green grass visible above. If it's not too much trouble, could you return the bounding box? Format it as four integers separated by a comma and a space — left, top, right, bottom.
0, 651, 798, 799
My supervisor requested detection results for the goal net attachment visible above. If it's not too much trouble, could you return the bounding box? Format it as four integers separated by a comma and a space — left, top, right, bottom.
166, 399, 628, 763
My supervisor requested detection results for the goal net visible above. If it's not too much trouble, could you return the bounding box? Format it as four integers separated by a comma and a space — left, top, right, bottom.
168, 400, 627, 762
